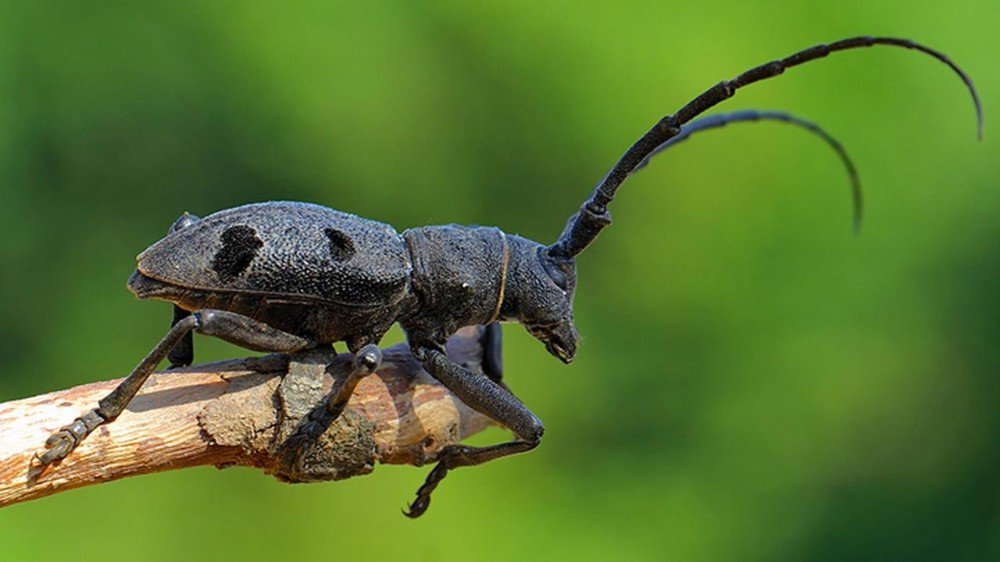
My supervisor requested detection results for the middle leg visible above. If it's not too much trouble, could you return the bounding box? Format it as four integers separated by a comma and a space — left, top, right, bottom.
165, 212, 200, 369
279, 343, 383, 460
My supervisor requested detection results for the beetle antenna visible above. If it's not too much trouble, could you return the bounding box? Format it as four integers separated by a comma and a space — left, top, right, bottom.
632, 109, 862, 232
550, 36, 982, 258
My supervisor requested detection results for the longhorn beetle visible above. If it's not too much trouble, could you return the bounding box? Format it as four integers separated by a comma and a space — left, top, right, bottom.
36, 36, 981, 517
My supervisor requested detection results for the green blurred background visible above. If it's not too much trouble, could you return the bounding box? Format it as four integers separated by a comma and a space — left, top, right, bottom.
1, 1, 997, 560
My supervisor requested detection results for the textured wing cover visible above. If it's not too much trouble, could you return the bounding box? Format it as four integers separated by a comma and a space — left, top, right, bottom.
137, 202, 411, 307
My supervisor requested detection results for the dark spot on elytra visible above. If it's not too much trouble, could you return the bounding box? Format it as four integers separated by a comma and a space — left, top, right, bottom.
213, 225, 263, 281
325, 228, 355, 261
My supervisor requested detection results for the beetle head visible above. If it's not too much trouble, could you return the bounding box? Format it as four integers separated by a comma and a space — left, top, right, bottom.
505, 238, 580, 363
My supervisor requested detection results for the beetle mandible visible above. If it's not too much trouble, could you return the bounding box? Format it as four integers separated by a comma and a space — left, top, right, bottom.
35, 36, 981, 517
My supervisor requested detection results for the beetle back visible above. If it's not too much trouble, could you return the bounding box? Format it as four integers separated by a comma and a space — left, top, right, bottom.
136, 202, 412, 307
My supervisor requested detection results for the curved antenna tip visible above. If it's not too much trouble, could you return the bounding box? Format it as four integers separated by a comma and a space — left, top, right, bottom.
849, 168, 863, 234
973, 83, 984, 141
974, 95, 984, 141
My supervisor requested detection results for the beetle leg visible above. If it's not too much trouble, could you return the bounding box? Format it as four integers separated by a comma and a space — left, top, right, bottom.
278, 344, 382, 469
35, 310, 313, 467
164, 213, 200, 369
167, 306, 194, 368
404, 347, 543, 518
480, 322, 503, 383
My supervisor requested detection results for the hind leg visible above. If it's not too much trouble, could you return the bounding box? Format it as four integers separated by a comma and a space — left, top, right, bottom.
36, 310, 313, 466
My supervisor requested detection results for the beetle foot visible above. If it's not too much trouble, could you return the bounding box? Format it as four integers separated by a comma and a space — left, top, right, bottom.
403, 445, 469, 518
283, 420, 324, 452
36, 432, 75, 466
277, 411, 332, 474
35, 409, 107, 466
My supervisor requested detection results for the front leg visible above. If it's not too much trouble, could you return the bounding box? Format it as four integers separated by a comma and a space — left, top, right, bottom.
405, 347, 544, 518
36, 310, 313, 467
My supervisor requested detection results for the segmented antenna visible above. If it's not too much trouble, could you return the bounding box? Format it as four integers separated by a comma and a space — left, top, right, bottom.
633, 110, 862, 231
551, 36, 982, 258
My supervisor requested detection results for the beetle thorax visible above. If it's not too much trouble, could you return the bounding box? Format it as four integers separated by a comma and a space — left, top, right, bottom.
401, 225, 508, 343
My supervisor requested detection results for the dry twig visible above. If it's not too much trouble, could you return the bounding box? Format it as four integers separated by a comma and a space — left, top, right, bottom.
0, 326, 494, 508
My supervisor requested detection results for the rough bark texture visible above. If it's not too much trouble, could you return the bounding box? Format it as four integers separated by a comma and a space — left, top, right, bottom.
0, 326, 494, 509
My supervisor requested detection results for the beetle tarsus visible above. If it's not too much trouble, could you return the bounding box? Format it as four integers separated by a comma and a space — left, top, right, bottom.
278, 415, 329, 469
36, 409, 107, 466
403, 349, 544, 516
404, 439, 541, 517
404, 456, 451, 518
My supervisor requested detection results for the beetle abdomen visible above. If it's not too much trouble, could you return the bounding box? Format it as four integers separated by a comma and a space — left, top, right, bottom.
136, 201, 412, 307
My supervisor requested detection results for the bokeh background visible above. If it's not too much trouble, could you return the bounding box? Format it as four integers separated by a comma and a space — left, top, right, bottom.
1, 1, 997, 560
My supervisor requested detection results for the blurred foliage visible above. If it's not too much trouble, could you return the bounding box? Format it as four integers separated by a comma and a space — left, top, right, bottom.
1, 1, 997, 561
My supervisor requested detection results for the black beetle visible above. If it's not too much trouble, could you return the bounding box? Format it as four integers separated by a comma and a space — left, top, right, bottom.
36, 36, 981, 517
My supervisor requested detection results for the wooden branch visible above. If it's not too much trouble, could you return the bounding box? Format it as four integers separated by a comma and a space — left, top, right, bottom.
0, 326, 495, 508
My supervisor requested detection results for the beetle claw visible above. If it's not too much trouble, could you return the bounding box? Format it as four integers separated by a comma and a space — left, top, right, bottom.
402, 497, 430, 519
44, 431, 67, 448
404, 459, 452, 518
36, 409, 107, 467
38, 431, 75, 465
